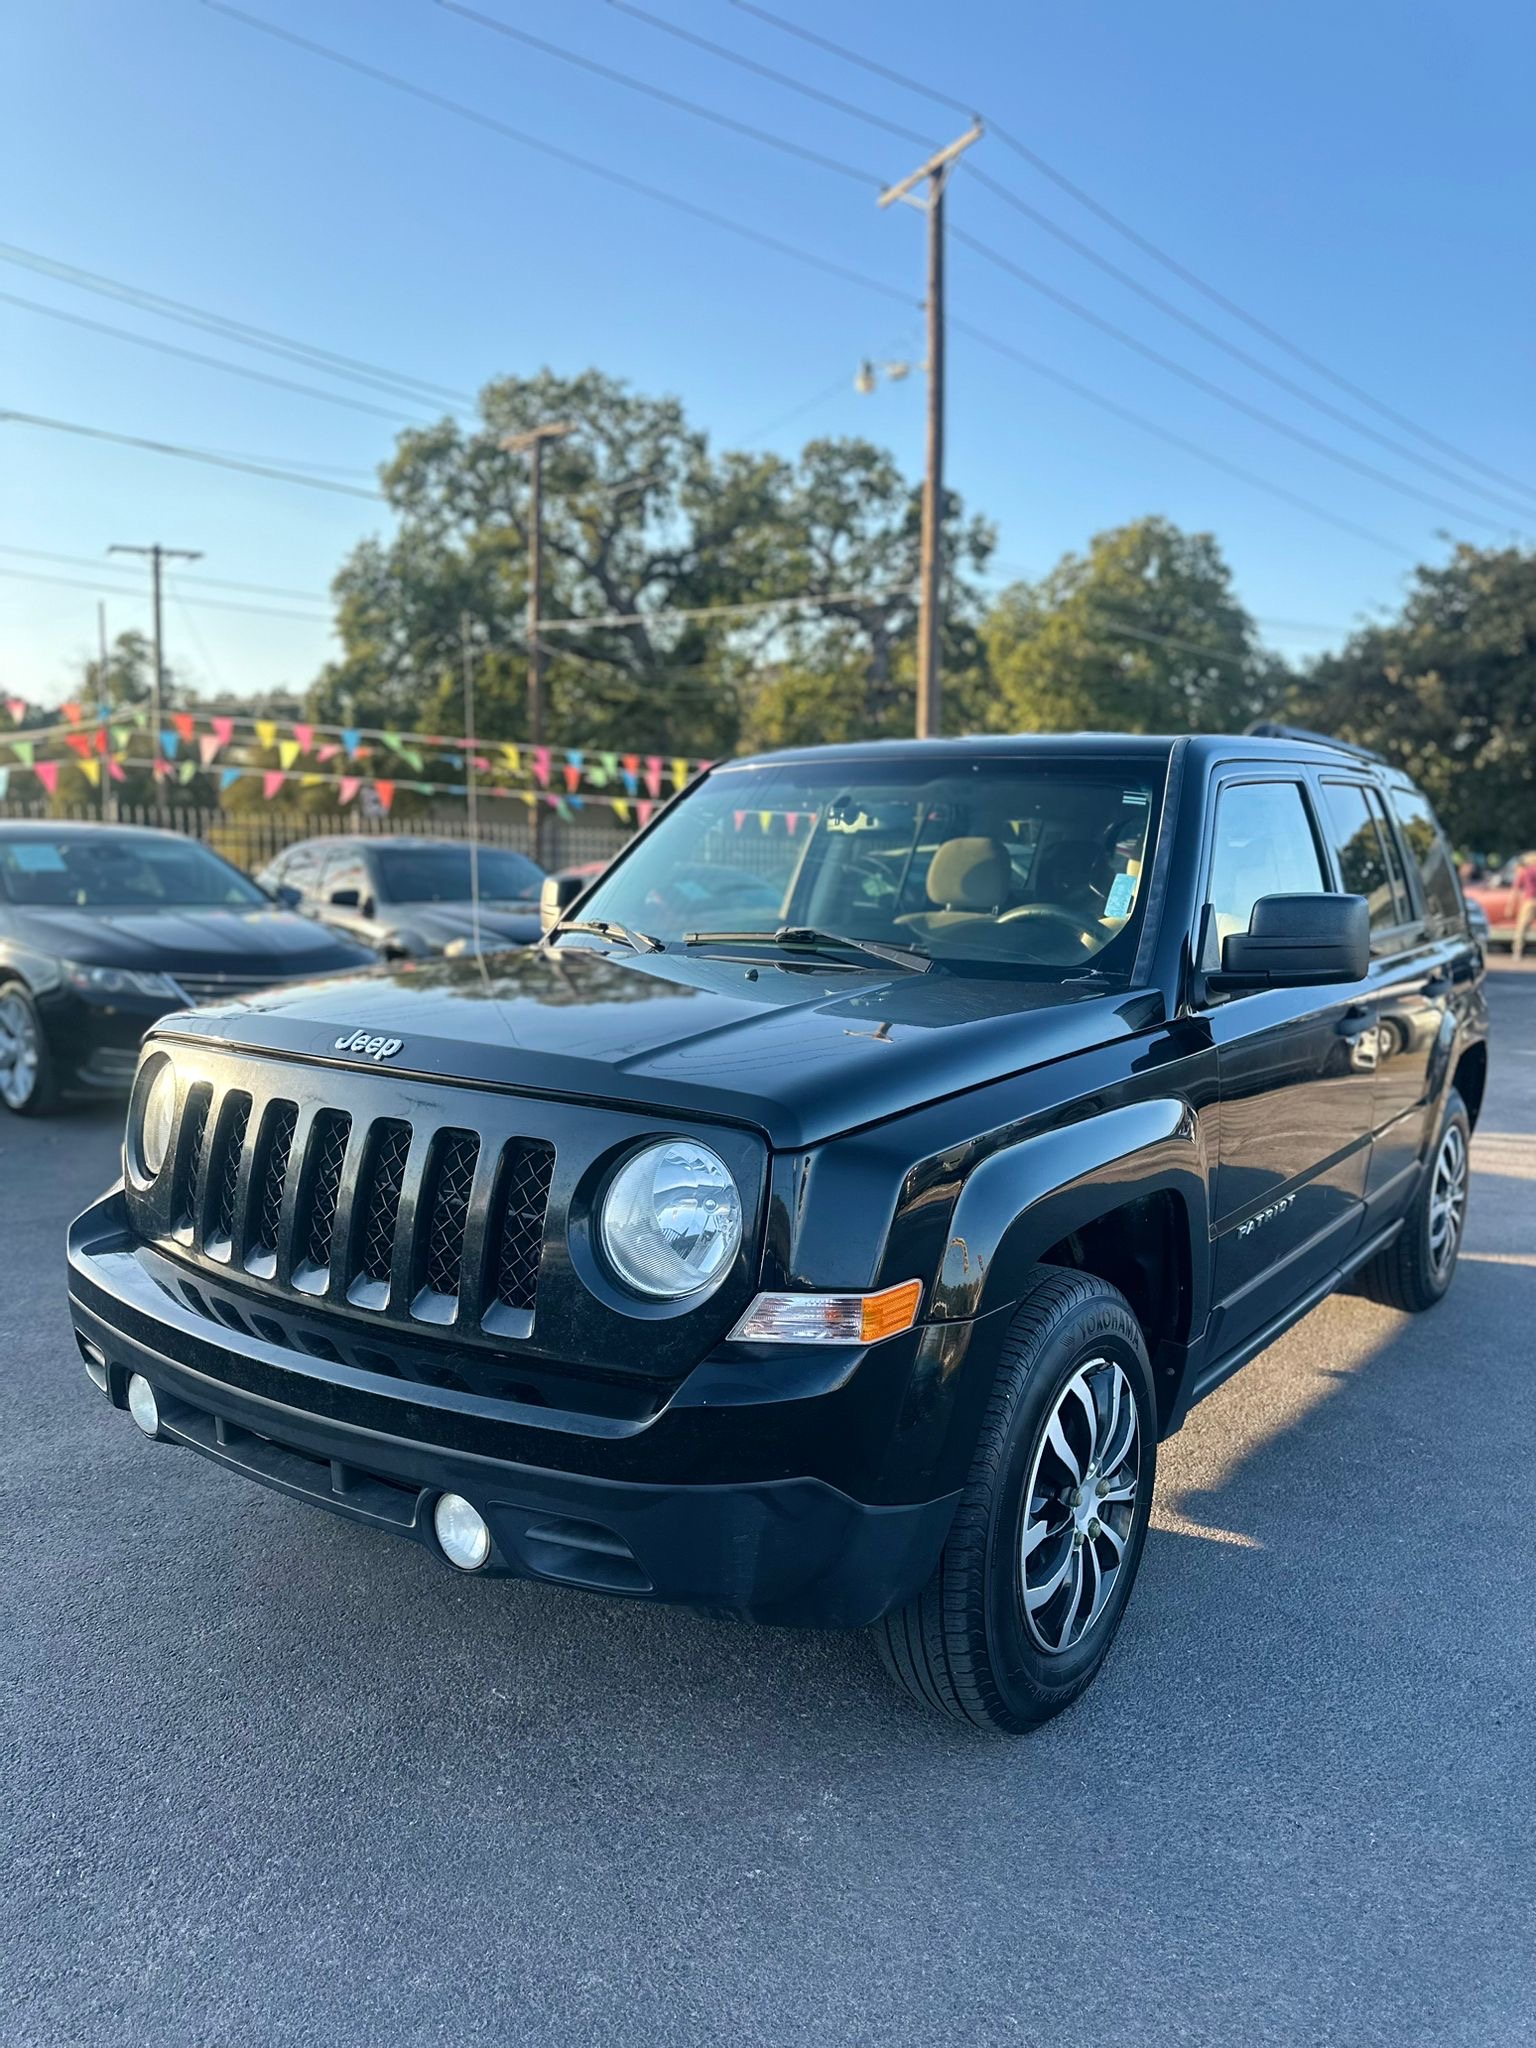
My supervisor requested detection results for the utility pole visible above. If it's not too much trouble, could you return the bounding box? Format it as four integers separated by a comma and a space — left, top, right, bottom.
500, 422, 571, 863
106, 542, 202, 751
878, 123, 983, 740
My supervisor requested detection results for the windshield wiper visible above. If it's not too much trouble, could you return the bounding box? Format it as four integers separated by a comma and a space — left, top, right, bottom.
547, 917, 666, 954
682, 926, 931, 973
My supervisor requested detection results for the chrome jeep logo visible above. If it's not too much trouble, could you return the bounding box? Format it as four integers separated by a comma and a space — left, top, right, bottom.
333, 1029, 403, 1063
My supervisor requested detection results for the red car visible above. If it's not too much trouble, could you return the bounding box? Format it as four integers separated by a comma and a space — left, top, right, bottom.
1465, 857, 1536, 947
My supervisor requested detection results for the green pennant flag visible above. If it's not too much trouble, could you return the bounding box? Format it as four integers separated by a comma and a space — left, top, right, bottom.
177, 759, 198, 785
12, 740, 33, 769
112, 726, 130, 753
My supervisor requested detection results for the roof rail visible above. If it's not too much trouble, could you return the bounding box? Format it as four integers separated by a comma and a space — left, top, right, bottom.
1242, 720, 1389, 766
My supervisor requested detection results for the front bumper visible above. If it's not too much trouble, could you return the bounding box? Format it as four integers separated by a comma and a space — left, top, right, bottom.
68, 1191, 979, 1627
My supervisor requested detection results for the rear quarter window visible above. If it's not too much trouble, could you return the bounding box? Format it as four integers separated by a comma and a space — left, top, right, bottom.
1389, 786, 1464, 929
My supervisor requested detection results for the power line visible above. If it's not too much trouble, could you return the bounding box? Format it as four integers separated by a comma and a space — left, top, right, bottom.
0, 287, 434, 426
435, 0, 878, 186
0, 410, 386, 501
0, 240, 475, 412
0, 544, 333, 605
201, 2, 912, 309
726, 0, 1533, 502
452, 0, 1516, 532
0, 564, 340, 624
200, 3, 1423, 560
952, 227, 1512, 535
952, 317, 1412, 558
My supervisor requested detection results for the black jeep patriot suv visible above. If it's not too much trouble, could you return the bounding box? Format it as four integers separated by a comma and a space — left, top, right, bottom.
67, 732, 1487, 1732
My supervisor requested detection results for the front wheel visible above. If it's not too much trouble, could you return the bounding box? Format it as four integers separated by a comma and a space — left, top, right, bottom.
877, 1269, 1157, 1733
0, 981, 59, 1116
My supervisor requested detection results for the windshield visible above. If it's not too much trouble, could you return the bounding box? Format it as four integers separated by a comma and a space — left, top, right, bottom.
0, 833, 266, 910
374, 846, 543, 904
565, 753, 1167, 978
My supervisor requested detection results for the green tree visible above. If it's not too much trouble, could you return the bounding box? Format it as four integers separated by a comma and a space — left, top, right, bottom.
983, 518, 1283, 736
1289, 543, 1536, 853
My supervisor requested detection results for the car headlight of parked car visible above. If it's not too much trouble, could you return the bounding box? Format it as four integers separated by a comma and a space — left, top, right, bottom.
598, 1139, 742, 1299
132, 1056, 179, 1181
62, 960, 184, 999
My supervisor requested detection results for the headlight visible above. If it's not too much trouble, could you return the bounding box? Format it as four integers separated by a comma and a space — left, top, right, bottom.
135, 1057, 178, 1180
598, 1139, 742, 1299
63, 960, 182, 999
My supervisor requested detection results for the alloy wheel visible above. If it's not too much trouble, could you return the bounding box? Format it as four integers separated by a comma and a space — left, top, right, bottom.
1428, 1122, 1468, 1279
0, 992, 40, 1110
1019, 1356, 1141, 1656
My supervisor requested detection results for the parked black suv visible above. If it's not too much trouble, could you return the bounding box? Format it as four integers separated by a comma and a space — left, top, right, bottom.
67, 733, 1486, 1730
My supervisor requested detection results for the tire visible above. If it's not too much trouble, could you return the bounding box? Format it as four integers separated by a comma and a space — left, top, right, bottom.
0, 980, 59, 1117
1356, 1088, 1471, 1312
877, 1268, 1157, 1734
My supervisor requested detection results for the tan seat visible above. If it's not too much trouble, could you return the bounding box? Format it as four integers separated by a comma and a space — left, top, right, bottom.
897, 836, 1012, 941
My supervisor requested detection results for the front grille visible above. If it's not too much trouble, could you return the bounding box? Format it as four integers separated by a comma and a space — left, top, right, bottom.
418, 1131, 480, 1302
159, 1073, 557, 1339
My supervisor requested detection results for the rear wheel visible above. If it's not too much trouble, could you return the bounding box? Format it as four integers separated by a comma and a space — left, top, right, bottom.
876, 1268, 1156, 1733
0, 981, 58, 1116
1357, 1088, 1470, 1312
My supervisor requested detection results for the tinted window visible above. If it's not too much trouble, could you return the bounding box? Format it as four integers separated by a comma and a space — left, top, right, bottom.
1390, 786, 1464, 927
0, 833, 263, 908
1322, 783, 1414, 938
277, 844, 322, 894
321, 852, 370, 903
373, 845, 543, 904
1207, 781, 1326, 943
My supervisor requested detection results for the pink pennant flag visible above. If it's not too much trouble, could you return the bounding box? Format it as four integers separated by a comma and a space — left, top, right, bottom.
198, 733, 223, 767
643, 755, 664, 799
292, 722, 314, 751
530, 747, 551, 789
636, 798, 655, 828
373, 779, 395, 813
4, 696, 25, 724
785, 812, 801, 835
152, 757, 171, 782
316, 743, 341, 765
338, 775, 361, 805
35, 759, 59, 794
733, 809, 747, 831
211, 715, 235, 749
262, 770, 285, 799
107, 758, 126, 783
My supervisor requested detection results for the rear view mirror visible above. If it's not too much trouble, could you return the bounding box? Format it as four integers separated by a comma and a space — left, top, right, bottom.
1212, 893, 1369, 991
540, 871, 588, 934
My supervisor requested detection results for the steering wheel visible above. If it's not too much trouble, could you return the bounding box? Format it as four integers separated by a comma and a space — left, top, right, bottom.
996, 903, 1103, 958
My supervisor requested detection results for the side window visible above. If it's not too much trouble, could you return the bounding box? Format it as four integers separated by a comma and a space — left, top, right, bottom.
1389, 786, 1464, 929
278, 845, 320, 898
1321, 782, 1415, 943
1207, 780, 1326, 943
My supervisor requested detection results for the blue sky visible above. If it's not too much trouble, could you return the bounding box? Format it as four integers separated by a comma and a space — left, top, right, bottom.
5, 0, 1533, 709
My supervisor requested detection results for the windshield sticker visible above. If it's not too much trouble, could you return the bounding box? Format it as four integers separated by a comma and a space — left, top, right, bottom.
5, 843, 69, 871
1104, 872, 1137, 918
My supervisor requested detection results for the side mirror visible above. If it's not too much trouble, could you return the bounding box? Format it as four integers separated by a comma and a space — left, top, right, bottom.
329, 887, 362, 910
272, 883, 303, 910
1210, 893, 1369, 992
540, 871, 587, 934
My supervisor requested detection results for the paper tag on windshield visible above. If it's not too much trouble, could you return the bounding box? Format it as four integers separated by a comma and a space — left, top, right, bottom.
1105, 872, 1137, 919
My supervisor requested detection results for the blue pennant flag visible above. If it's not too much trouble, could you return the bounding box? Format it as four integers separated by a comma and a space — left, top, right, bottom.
160, 729, 179, 760
341, 728, 362, 757
218, 767, 241, 792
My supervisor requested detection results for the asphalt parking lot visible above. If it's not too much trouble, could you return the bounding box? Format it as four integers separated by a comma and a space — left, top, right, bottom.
4, 964, 1534, 2048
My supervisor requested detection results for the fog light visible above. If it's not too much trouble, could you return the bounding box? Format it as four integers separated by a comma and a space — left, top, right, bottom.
126, 1373, 161, 1437
434, 1492, 491, 1571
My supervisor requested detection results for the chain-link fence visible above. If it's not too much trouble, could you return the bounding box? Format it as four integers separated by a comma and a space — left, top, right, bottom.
0, 801, 633, 876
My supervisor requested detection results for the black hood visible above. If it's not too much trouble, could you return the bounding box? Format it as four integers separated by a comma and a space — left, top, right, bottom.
150, 943, 1159, 1148
9, 903, 376, 975
384, 902, 542, 950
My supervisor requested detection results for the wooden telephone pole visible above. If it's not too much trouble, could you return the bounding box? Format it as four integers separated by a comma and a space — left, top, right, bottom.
501, 422, 572, 863
106, 542, 202, 747
878, 123, 983, 740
